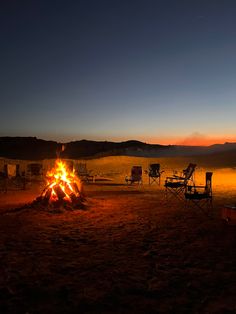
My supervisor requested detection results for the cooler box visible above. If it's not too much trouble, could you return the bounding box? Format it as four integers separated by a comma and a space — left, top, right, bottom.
222, 205, 236, 224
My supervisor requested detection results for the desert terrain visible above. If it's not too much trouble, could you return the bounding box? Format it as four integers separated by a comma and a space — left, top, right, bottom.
0, 155, 235, 313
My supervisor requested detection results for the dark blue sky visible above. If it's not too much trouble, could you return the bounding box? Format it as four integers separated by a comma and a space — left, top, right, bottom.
1, 0, 236, 144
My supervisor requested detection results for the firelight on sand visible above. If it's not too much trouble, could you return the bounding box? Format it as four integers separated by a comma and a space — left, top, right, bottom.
41, 159, 82, 203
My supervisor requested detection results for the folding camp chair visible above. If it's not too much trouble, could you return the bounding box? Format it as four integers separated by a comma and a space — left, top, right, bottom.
147, 163, 164, 185
125, 166, 142, 185
76, 163, 94, 183
164, 163, 196, 201
185, 172, 213, 214
4, 164, 26, 191
27, 163, 43, 181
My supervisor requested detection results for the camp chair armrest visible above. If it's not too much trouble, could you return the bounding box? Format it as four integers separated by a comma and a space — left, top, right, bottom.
188, 185, 205, 189
186, 185, 207, 194
172, 175, 185, 180
166, 176, 185, 181
194, 185, 205, 189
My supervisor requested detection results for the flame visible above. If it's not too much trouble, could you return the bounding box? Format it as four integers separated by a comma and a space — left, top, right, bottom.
45, 159, 81, 203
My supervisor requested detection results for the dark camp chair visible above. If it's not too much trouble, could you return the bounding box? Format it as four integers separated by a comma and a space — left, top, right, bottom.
125, 166, 142, 185
27, 163, 43, 181
76, 163, 94, 183
164, 163, 196, 201
147, 163, 164, 185
3, 164, 26, 191
185, 172, 213, 214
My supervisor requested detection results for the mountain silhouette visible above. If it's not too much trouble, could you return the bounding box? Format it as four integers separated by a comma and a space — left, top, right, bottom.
1, 137, 236, 160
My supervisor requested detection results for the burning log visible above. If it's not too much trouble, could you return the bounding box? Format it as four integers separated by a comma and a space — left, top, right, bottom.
53, 185, 67, 200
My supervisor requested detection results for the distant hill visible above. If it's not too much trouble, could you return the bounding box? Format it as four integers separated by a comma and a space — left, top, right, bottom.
0, 137, 167, 160
62, 139, 168, 159
1, 137, 236, 160
0, 137, 58, 160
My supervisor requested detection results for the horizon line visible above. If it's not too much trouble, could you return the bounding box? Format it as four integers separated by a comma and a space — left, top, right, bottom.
1, 135, 236, 147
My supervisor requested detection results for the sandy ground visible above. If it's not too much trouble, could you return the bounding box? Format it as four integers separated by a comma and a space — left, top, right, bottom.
0, 157, 236, 314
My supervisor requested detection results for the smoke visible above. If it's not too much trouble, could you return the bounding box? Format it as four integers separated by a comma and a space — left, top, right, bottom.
56, 144, 66, 158
177, 132, 209, 146
176, 132, 236, 146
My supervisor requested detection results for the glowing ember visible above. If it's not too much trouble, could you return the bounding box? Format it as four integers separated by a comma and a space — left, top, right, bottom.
40, 159, 83, 205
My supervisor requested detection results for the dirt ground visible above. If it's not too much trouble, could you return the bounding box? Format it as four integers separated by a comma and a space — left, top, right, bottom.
0, 159, 236, 314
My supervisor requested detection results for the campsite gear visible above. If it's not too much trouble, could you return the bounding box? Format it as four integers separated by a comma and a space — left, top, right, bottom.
164, 163, 196, 201
221, 205, 236, 224
75, 163, 94, 182
125, 166, 143, 185
147, 163, 164, 185
185, 172, 213, 214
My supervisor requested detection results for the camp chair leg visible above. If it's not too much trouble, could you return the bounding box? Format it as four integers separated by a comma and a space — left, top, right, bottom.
186, 198, 213, 217
165, 186, 185, 203
149, 176, 160, 185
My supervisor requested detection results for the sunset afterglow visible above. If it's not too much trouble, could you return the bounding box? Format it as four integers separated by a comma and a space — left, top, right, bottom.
1, 1, 236, 145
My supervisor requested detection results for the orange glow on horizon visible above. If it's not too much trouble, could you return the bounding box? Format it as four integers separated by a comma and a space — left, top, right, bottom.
36, 133, 236, 147
144, 135, 236, 146
91, 133, 236, 146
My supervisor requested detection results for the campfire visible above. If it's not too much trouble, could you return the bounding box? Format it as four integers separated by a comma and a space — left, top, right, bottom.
33, 159, 85, 210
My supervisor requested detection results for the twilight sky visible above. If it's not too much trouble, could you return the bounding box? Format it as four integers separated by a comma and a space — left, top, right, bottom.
1, 0, 236, 145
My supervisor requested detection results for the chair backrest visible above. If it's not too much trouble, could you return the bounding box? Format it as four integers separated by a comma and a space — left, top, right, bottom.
149, 163, 160, 176
6, 164, 20, 177
205, 172, 213, 194
183, 163, 196, 183
6, 164, 16, 177
77, 163, 88, 175
27, 163, 43, 176
131, 166, 142, 181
